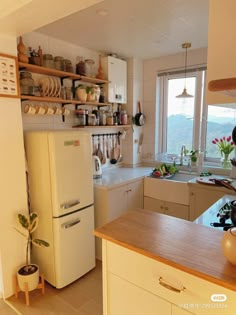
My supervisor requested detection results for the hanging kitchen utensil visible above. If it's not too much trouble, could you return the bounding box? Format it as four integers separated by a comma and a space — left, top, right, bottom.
134, 101, 144, 126
96, 136, 104, 162
117, 132, 122, 162
112, 134, 120, 161
110, 134, 117, 164
92, 136, 96, 155
106, 135, 110, 159
101, 135, 106, 165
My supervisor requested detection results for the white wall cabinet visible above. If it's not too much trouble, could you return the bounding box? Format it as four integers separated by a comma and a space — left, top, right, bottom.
101, 56, 127, 104
94, 179, 143, 259
144, 196, 189, 220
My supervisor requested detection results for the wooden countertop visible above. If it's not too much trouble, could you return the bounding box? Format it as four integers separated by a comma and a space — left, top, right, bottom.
94, 205, 236, 291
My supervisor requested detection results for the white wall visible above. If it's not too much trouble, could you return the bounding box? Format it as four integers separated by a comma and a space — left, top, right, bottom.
206, 0, 236, 105
122, 57, 143, 167
0, 34, 28, 298
142, 48, 208, 161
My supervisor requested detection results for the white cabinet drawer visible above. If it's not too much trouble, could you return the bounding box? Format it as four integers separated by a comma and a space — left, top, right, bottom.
106, 242, 235, 315
107, 273, 171, 315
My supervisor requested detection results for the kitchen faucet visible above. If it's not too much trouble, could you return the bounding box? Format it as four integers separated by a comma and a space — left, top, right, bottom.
180, 145, 186, 165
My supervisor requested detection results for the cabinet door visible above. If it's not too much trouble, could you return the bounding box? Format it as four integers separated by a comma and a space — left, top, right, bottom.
172, 304, 194, 315
164, 201, 189, 220
107, 185, 128, 220
189, 187, 225, 221
107, 56, 127, 104
127, 180, 144, 211
144, 196, 165, 214
108, 273, 171, 315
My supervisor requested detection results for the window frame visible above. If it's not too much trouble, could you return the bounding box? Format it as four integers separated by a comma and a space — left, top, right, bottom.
158, 69, 206, 158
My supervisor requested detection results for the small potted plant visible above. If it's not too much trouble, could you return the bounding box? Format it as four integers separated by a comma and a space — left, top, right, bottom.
15, 212, 49, 292
190, 150, 198, 164
86, 86, 96, 102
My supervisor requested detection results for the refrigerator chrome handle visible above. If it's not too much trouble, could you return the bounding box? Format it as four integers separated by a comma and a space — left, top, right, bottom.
62, 219, 81, 229
60, 200, 80, 210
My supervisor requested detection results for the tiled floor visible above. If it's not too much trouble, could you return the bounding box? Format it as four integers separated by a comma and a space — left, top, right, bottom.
5, 260, 103, 315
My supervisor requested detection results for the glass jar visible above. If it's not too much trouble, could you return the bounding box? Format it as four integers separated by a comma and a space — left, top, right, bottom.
88, 114, 96, 126
20, 71, 35, 95
99, 110, 106, 126
65, 87, 73, 100
121, 110, 128, 125
54, 56, 64, 71
93, 85, 100, 102
42, 54, 54, 68
106, 112, 114, 126
76, 109, 86, 126
64, 59, 73, 73
99, 87, 105, 103
84, 59, 95, 77
76, 56, 85, 75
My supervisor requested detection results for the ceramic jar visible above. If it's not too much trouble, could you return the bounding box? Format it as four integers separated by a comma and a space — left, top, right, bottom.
222, 227, 236, 265
76, 86, 87, 102
93, 85, 100, 102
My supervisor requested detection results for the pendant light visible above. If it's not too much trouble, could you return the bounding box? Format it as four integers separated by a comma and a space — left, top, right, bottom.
176, 42, 193, 98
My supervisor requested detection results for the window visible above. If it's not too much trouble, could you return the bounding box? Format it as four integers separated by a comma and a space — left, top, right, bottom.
159, 69, 205, 157
158, 68, 236, 165
204, 105, 236, 160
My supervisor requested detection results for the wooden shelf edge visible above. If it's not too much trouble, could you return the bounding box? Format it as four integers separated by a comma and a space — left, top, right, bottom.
72, 125, 131, 129
208, 78, 236, 96
20, 95, 112, 106
18, 62, 109, 84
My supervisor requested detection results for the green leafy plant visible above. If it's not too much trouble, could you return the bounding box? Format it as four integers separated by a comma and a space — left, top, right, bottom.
15, 212, 49, 273
190, 150, 198, 162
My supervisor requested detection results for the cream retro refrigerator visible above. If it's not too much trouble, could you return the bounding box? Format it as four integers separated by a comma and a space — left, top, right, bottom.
24, 130, 95, 288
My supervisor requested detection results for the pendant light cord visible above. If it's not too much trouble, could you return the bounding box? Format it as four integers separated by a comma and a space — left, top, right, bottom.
184, 46, 187, 88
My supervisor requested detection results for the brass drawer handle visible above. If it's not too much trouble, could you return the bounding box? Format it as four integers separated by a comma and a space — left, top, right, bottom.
159, 277, 186, 293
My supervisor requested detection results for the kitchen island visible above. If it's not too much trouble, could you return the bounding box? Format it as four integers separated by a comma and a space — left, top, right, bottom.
94, 197, 236, 315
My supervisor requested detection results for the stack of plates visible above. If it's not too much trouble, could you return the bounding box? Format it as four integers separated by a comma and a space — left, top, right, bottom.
38, 76, 61, 97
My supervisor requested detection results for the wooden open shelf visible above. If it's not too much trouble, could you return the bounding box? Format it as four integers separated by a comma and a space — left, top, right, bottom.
18, 62, 109, 84
208, 77, 236, 97
20, 95, 111, 107
72, 124, 131, 129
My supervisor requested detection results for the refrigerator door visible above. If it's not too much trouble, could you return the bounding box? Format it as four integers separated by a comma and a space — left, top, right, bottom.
48, 131, 93, 217
52, 205, 95, 288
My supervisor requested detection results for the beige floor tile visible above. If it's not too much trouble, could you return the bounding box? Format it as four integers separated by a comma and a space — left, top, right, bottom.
6, 261, 103, 315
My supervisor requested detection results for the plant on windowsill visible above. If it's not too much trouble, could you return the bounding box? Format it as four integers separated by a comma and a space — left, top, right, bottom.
14, 212, 49, 292
212, 135, 235, 168
189, 150, 198, 163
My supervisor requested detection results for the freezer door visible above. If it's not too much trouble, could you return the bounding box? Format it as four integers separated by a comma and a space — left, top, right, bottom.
48, 131, 94, 217
53, 206, 95, 288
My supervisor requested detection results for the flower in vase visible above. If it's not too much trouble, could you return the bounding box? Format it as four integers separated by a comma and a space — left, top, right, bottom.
212, 136, 235, 156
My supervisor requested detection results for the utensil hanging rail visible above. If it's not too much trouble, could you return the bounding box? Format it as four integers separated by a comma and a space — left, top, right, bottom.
92, 131, 122, 137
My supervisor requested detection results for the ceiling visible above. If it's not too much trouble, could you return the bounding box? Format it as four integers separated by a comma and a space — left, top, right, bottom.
36, 0, 209, 60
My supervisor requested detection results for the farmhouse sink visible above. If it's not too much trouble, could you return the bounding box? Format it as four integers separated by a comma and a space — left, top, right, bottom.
144, 173, 197, 205
166, 172, 196, 182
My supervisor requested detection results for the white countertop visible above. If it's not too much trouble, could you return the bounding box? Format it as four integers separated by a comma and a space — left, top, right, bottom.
93, 166, 153, 189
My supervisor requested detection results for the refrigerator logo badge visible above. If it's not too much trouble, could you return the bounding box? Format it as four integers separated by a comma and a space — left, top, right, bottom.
64, 140, 80, 146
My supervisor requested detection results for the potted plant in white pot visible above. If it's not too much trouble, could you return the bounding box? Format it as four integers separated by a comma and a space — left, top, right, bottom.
15, 212, 49, 292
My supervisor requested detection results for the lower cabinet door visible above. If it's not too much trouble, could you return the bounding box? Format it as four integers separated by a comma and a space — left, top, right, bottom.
172, 304, 194, 314
107, 272, 171, 315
